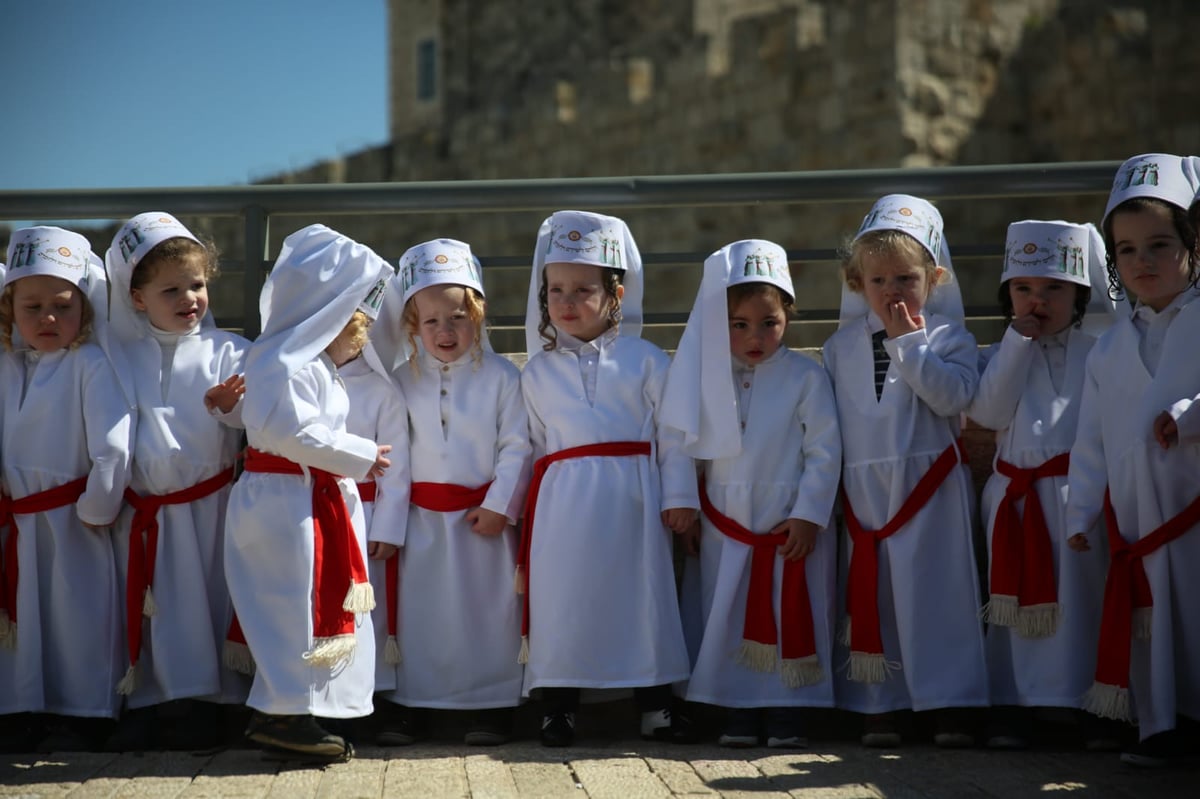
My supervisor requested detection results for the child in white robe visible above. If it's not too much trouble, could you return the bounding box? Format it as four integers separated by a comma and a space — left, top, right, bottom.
102, 213, 251, 751
660, 239, 841, 748
223, 224, 393, 762
0, 227, 133, 750
519, 210, 696, 746
371, 239, 530, 746
966, 220, 1118, 750
1066, 153, 1200, 768
823, 195, 988, 748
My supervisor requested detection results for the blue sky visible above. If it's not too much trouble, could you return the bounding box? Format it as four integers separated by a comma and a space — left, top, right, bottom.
0, 0, 388, 190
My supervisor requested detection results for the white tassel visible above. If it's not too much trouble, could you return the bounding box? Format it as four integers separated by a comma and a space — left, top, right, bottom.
517, 635, 529, 665
1016, 603, 1059, 639
735, 640, 778, 673
342, 581, 375, 614
222, 640, 256, 675
115, 665, 138, 696
982, 595, 1019, 628
1083, 682, 1131, 722
384, 634, 402, 665
847, 652, 889, 683
780, 656, 824, 688
1132, 607, 1152, 641
303, 634, 357, 667
513, 566, 526, 595
142, 586, 158, 617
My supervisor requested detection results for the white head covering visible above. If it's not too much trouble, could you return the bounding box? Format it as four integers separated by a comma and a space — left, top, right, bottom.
1102, 153, 1200, 227
103, 212, 206, 341
371, 237, 491, 371
242, 224, 393, 431
524, 210, 644, 355
5, 226, 136, 408
660, 239, 793, 459
838, 194, 963, 327
1002, 220, 1118, 335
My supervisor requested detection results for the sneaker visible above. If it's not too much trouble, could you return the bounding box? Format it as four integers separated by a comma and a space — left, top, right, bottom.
666, 701, 702, 744
640, 707, 672, 741
718, 708, 761, 748
861, 713, 901, 748
933, 708, 975, 748
245, 712, 350, 761
1120, 731, 1176, 768
540, 712, 575, 747
464, 708, 512, 746
765, 707, 808, 749
375, 705, 430, 746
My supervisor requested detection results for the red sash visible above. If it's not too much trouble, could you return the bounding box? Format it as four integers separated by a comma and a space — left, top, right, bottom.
841, 439, 966, 682
0, 476, 89, 633
516, 441, 652, 661
118, 467, 235, 693
239, 448, 373, 667
1084, 488, 1200, 721
699, 478, 822, 687
987, 453, 1070, 637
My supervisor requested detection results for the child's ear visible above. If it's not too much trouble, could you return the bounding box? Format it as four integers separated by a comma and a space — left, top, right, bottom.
130, 288, 147, 312
616, 284, 625, 301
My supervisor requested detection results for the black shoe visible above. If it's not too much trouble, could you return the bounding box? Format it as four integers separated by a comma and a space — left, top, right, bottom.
765, 707, 807, 749
665, 701, 702, 744
985, 705, 1031, 750
540, 712, 575, 747
161, 701, 226, 751
245, 712, 350, 762
934, 708, 975, 748
375, 705, 430, 747
1120, 730, 1179, 768
861, 713, 901, 748
1080, 711, 1127, 752
718, 708, 761, 748
105, 706, 158, 752
464, 708, 513, 746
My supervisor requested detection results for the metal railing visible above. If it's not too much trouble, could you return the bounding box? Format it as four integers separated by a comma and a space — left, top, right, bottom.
0, 161, 1122, 341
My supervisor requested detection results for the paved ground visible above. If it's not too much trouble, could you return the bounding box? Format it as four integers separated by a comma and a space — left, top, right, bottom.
2, 736, 1195, 798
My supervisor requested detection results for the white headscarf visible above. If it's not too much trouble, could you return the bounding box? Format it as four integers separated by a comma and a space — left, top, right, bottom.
838, 194, 963, 327
103, 212, 205, 342
1102, 153, 1200, 227
1001, 219, 1119, 336
660, 239, 793, 459
242, 224, 393, 431
524, 210, 644, 355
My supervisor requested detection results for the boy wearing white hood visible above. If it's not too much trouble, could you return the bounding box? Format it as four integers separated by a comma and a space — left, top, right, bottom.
0, 227, 134, 750
966, 220, 1118, 750
660, 240, 842, 748
223, 224, 393, 762
823, 195, 988, 748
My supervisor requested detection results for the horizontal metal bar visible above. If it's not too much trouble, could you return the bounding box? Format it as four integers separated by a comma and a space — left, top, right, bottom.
0, 162, 1122, 221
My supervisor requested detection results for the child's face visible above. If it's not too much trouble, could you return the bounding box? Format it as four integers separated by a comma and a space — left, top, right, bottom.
861, 253, 940, 323
12, 275, 85, 353
728, 290, 787, 364
414, 283, 475, 363
1111, 204, 1193, 312
1008, 277, 1078, 337
131, 256, 209, 334
545, 261, 622, 343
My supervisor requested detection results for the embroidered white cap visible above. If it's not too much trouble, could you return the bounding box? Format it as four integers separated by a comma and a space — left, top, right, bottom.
397, 238, 485, 306
4, 226, 97, 291
106, 212, 201, 277
525, 210, 644, 354
1102, 153, 1200, 226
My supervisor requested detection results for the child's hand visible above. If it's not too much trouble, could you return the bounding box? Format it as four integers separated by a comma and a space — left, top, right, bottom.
883, 301, 924, 339
466, 507, 508, 536
662, 507, 698, 534
776, 518, 819, 561
368, 541, 398, 560
204, 374, 246, 414
1010, 314, 1042, 340
677, 517, 701, 556
1066, 532, 1091, 552
367, 446, 392, 479
1153, 411, 1179, 450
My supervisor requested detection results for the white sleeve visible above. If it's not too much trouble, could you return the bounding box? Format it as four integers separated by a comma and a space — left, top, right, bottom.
650, 353, 700, 512
484, 364, 533, 524
788, 365, 842, 527
77, 354, 134, 526
364, 380, 410, 547
1065, 352, 1107, 536
888, 322, 980, 417
965, 327, 1035, 430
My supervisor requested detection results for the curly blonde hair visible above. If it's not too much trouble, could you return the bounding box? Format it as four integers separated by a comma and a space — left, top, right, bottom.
130, 236, 220, 291
401, 285, 487, 372
0, 281, 95, 352
839, 229, 948, 294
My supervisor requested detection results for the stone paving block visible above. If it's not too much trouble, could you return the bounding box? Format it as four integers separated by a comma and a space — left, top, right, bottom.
381, 752, 467, 798
0, 753, 117, 798
315, 750, 385, 799
688, 756, 791, 799
176, 749, 276, 798
572, 753, 673, 799
751, 752, 883, 798
505, 752, 582, 797
263, 760, 322, 799
462, 753, 520, 799
642, 753, 717, 796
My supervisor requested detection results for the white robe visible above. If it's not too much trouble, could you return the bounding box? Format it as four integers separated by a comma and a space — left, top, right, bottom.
967, 326, 1107, 708
340, 355, 409, 694
111, 328, 250, 709
823, 313, 989, 713
1066, 292, 1200, 740
386, 350, 530, 709
0, 344, 132, 718
224, 353, 378, 718
683, 348, 842, 708
520, 332, 694, 694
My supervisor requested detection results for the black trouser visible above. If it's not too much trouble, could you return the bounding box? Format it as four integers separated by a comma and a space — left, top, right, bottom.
543, 684, 672, 714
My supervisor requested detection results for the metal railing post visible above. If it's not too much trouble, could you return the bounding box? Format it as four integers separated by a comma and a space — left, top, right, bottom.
242, 206, 269, 339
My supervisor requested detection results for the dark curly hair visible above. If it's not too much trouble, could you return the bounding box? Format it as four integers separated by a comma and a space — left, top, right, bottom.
1101, 197, 1199, 302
